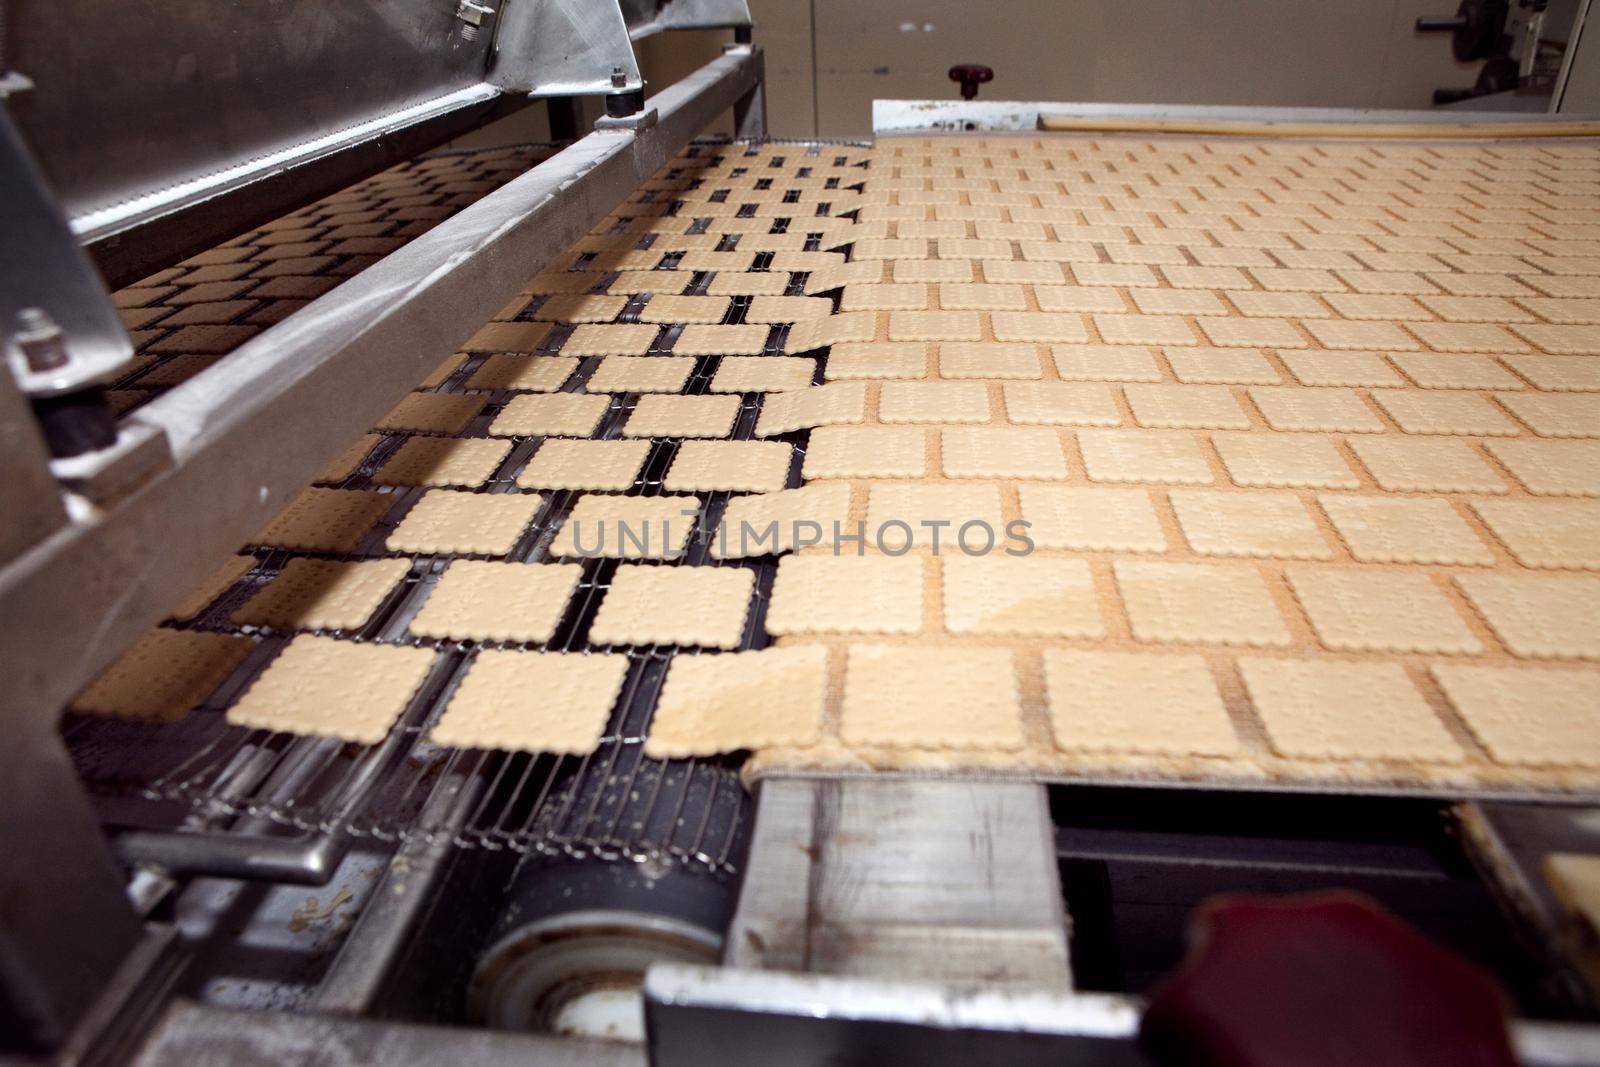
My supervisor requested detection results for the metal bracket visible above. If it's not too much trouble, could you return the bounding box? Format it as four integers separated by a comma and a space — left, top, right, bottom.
0, 104, 134, 397
488, 0, 644, 96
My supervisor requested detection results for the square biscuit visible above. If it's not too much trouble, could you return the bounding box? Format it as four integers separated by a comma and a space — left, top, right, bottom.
638, 295, 730, 324
1165, 348, 1280, 386
1406, 321, 1528, 354
939, 282, 1028, 310
226, 635, 435, 744
1279, 351, 1403, 388
756, 381, 868, 435
826, 342, 928, 380
1500, 355, 1600, 392
1248, 386, 1385, 433
1094, 314, 1198, 347
715, 482, 853, 558
665, 440, 792, 492
767, 554, 924, 635
1195, 317, 1307, 349
1114, 560, 1292, 648
841, 645, 1025, 749
1035, 286, 1127, 314
1319, 495, 1493, 565
1389, 353, 1520, 391
72, 629, 252, 723
1304, 319, 1421, 351
587, 355, 695, 393
746, 296, 833, 323
643, 645, 827, 758
233, 558, 409, 631
1042, 650, 1237, 756
170, 554, 257, 621
1455, 572, 1600, 660
1077, 429, 1214, 486
1169, 489, 1333, 560
1286, 567, 1481, 654
1131, 288, 1226, 316
624, 394, 740, 438
941, 426, 1068, 479
462, 321, 553, 352
674, 323, 771, 355
491, 393, 611, 437
1369, 390, 1519, 436
1211, 433, 1359, 489
1468, 498, 1600, 570
551, 494, 697, 559
388, 490, 543, 555
991, 312, 1089, 344
1431, 663, 1600, 767
786, 310, 877, 352
1126, 384, 1251, 430
1512, 324, 1600, 355
1484, 439, 1600, 496
1346, 437, 1507, 493
1241, 659, 1462, 763
373, 437, 510, 488
563, 323, 659, 357
517, 439, 649, 492
939, 342, 1042, 379
1496, 393, 1600, 438
589, 564, 754, 649
320, 434, 383, 482
1052, 345, 1163, 382
878, 381, 991, 424
530, 294, 627, 322
865, 482, 1005, 551
1003, 382, 1121, 426
804, 426, 927, 479
841, 283, 928, 311
943, 556, 1103, 638
410, 561, 580, 643
895, 259, 976, 283
711, 356, 815, 393
254, 488, 394, 552
887, 310, 984, 342
429, 651, 626, 754
466, 355, 579, 392
706, 271, 789, 296
376, 393, 483, 434
1017, 484, 1166, 552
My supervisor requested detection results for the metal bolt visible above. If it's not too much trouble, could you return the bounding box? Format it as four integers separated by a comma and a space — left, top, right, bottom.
611, 66, 627, 88
455, 0, 495, 41
14, 308, 68, 372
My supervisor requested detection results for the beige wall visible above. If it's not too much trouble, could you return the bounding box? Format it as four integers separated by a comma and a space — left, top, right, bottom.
452, 0, 1484, 147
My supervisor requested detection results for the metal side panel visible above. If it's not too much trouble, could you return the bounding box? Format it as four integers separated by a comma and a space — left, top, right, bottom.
8, 0, 492, 242
727, 778, 1073, 989
489, 0, 644, 96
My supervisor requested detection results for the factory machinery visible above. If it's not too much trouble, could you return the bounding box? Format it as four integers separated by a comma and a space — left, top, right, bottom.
4, 2, 1600, 1064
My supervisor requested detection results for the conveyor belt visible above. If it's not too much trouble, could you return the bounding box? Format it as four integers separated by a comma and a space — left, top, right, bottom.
65, 131, 1600, 865
66, 140, 866, 869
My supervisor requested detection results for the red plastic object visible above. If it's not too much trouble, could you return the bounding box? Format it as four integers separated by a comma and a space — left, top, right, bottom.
1140, 892, 1520, 1067
948, 64, 993, 101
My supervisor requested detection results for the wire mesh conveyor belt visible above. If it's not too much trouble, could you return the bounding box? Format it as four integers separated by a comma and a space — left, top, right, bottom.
65, 140, 868, 874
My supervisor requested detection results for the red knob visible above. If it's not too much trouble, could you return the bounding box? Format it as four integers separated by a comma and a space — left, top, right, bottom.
1141, 892, 1519, 1067
947, 64, 993, 100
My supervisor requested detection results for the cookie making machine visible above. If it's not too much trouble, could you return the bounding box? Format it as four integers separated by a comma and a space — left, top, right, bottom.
4, 3, 1600, 1065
